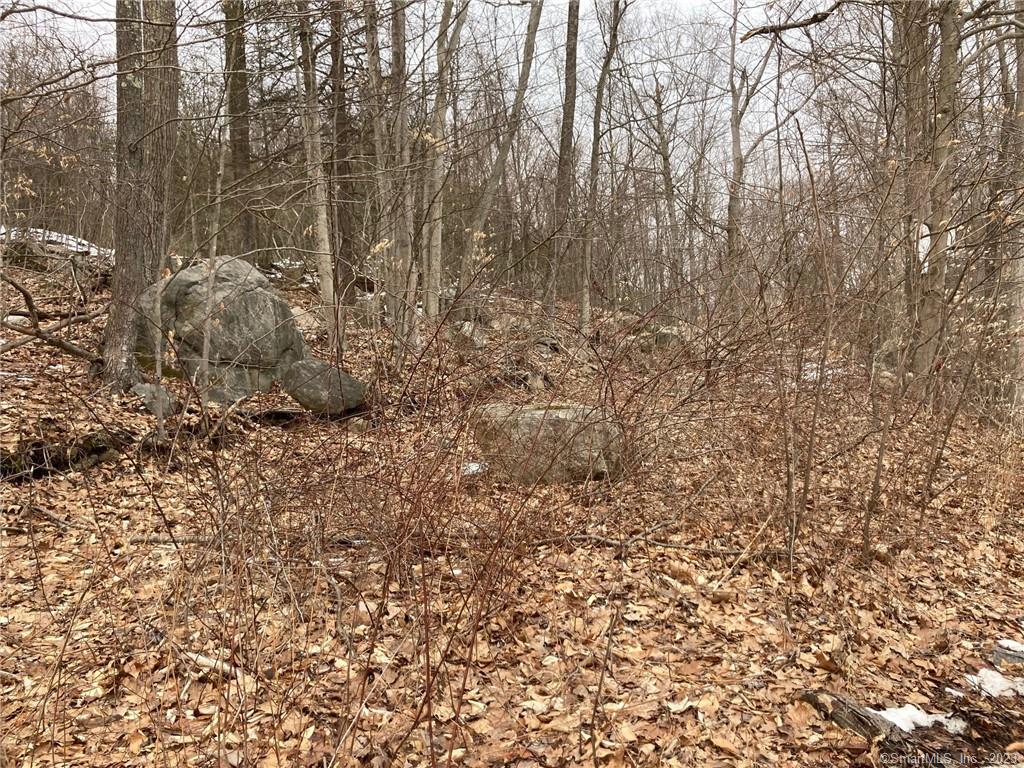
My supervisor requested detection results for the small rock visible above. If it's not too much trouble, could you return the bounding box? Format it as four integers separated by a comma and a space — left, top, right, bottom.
526, 372, 547, 392
131, 382, 178, 416
472, 403, 623, 484
461, 461, 488, 477
451, 321, 488, 350
291, 308, 326, 340
281, 358, 366, 416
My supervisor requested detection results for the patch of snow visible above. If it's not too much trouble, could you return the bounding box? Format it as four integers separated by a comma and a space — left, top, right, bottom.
461, 461, 487, 477
799, 361, 847, 384
0, 226, 112, 263
869, 704, 967, 735
966, 667, 1024, 697
997, 638, 1024, 654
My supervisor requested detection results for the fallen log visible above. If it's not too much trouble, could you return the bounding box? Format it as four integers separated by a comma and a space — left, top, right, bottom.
800, 688, 1016, 765
0, 428, 130, 482
800, 689, 920, 755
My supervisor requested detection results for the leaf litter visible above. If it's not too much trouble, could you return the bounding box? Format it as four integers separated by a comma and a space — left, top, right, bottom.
1, 271, 1023, 766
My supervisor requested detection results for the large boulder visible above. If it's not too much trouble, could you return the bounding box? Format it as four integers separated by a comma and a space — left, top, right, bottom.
281, 358, 366, 415
471, 403, 623, 484
137, 257, 306, 402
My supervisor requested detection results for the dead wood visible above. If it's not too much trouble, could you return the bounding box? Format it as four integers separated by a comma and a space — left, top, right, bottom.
0, 428, 130, 482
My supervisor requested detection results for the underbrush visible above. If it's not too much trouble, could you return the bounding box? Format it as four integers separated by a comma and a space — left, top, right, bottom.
2, 268, 1023, 765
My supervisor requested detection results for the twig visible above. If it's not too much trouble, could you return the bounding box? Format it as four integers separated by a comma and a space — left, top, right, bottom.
22, 504, 87, 531
4, 308, 93, 321
541, 531, 755, 556
129, 535, 209, 546
1, 273, 42, 322
588, 598, 623, 767
711, 512, 775, 592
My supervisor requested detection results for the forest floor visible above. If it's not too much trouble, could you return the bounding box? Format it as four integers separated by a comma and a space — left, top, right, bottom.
2, 265, 1024, 767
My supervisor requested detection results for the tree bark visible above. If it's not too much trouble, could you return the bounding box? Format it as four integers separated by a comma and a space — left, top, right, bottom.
102, 0, 146, 390
652, 79, 679, 317
142, 0, 179, 281
222, 0, 256, 263
386, 0, 418, 367
422, 0, 467, 319
295, 0, 338, 350
364, 0, 391, 336
546, 0, 580, 316
330, 1, 357, 315
579, 0, 624, 333
895, 0, 932, 373
914, 0, 959, 377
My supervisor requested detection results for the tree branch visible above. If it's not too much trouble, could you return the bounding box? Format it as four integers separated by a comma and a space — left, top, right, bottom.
741, 2, 841, 42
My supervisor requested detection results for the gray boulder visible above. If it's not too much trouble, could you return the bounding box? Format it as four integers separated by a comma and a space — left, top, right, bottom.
131, 382, 177, 416
471, 403, 623, 484
137, 257, 306, 402
281, 358, 366, 415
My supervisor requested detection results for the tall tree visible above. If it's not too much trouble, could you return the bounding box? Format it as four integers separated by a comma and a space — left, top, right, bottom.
295, 0, 338, 349
456, 0, 544, 311
386, 0, 418, 366
142, 0, 179, 280
579, 0, 625, 332
422, 0, 468, 318
914, 0, 960, 376
725, 0, 774, 306
894, 0, 932, 373
222, 0, 256, 263
102, 0, 146, 390
546, 0, 580, 316
330, 1, 358, 315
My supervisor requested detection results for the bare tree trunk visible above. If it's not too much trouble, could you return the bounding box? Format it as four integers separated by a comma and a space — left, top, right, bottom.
295, 0, 338, 350
652, 79, 679, 318
103, 0, 146, 390
222, 0, 256, 263
895, 0, 933, 373
364, 0, 391, 334
330, 1, 357, 345
579, 0, 625, 333
200, 127, 228, 412
724, 0, 772, 309
456, 0, 543, 312
913, 1, 959, 380
386, 0, 418, 367
546, 0, 580, 317
422, 0, 467, 318
1010, 0, 1024, 409
142, 0, 179, 281
725, 0, 746, 302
